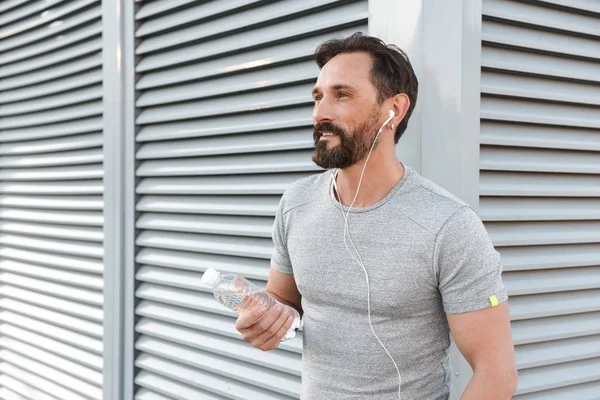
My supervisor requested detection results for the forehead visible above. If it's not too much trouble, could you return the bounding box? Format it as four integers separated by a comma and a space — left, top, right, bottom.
315, 52, 374, 90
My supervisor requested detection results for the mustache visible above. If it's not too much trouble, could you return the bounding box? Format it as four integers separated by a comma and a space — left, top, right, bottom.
313, 122, 346, 139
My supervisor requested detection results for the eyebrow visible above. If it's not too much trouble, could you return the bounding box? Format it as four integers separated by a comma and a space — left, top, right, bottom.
311, 84, 358, 97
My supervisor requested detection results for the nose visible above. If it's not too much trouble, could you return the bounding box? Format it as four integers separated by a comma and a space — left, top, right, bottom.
313, 96, 334, 125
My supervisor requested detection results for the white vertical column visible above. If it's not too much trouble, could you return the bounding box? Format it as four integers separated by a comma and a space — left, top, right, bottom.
370, 0, 484, 397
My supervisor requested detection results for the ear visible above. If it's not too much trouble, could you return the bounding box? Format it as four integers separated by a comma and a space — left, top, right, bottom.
389, 93, 411, 127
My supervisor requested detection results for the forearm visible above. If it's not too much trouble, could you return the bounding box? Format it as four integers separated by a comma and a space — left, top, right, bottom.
267, 291, 303, 316
460, 369, 517, 400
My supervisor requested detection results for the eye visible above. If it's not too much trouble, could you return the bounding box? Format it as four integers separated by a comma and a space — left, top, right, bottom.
313, 94, 322, 102
337, 92, 349, 98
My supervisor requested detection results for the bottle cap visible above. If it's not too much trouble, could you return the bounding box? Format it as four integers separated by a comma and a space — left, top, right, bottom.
201, 268, 220, 287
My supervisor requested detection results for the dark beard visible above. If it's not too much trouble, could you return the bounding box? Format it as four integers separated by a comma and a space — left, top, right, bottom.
312, 111, 380, 169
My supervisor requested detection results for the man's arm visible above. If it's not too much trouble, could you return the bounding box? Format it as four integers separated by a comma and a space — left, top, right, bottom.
447, 302, 518, 399
266, 267, 303, 316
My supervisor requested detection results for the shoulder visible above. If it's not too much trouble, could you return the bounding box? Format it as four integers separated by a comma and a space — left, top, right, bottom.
278, 171, 330, 214
398, 168, 479, 235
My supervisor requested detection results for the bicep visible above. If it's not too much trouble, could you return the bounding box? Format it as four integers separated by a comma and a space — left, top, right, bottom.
447, 301, 515, 372
266, 267, 302, 314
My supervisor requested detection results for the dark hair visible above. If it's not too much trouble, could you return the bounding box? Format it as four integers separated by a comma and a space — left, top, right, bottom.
315, 32, 418, 143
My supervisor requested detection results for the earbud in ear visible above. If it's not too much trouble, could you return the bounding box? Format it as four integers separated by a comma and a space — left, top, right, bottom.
388, 110, 394, 118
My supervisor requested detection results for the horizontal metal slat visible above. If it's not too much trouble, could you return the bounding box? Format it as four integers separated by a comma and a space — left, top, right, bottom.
0, 220, 102, 242
0, 164, 103, 181
135, 388, 174, 400
515, 358, 600, 395
481, 70, 600, 106
481, 97, 600, 129
0, 86, 102, 117
0, 272, 103, 305
136, 318, 301, 376
136, 337, 300, 398
137, 213, 273, 238
0, 385, 40, 400
513, 380, 600, 400
0, 233, 103, 258
504, 267, 600, 295
0, 0, 63, 27
136, 266, 205, 292
0, 259, 103, 289
497, 243, 600, 271
0, 373, 60, 400
535, 0, 600, 14
136, 28, 356, 89
0, 119, 102, 145
482, 19, 600, 60
137, 83, 312, 124
136, 283, 226, 314
516, 334, 600, 369
0, 54, 101, 91
1, 71, 101, 105
0, 0, 30, 15
136, 6, 367, 72
0, 247, 103, 274
0, 39, 101, 79
136, 248, 268, 280
0, 311, 102, 354
138, 61, 316, 107
511, 312, 600, 345
487, 221, 600, 246
0, 132, 103, 155
0, 102, 102, 130
480, 197, 600, 221
0, 180, 103, 195
135, 0, 197, 20
0, 350, 100, 399
480, 122, 600, 151
0, 195, 103, 210
0, 207, 102, 226
136, 230, 272, 259
481, 44, 600, 83
0, 285, 103, 322
509, 289, 600, 320
0, 0, 97, 40
1, 323, 102, 370
135, 370, 229, 400
137, 172, 314, 195
137, 195, 279, 216
480, 146, 600, 174
138, 130, 313, 160
136, 0, 262, 37
0, 22, 102, 66
137, 150, 317, 177
0, 6, 101, 53
1, 338, 101, 388
136, 301, 302, 353
136, 0, 344, 54
137, 106, 312, 142
483, 0, 600, 38
480, 171, 600, 197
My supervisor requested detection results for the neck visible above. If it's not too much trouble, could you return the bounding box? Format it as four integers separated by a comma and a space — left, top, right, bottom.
333, 146, 405, 208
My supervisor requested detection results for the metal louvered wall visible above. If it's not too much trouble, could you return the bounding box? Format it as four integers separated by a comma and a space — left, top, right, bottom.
480, 0, 600, 398
0, 1, 104, 399
132, 0, 367, 398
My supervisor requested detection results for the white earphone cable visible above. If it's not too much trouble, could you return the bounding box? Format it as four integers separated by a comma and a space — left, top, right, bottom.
332, 112, 402, 399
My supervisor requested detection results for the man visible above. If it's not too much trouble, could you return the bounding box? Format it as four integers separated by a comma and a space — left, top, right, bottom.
236, 33, 517, 399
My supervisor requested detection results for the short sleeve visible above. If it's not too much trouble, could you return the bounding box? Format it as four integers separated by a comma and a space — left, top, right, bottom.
435, 206, 508, 314
270, 199, 293, 274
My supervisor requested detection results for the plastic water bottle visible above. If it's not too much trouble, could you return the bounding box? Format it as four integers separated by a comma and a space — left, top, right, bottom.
201, 268, 301, 341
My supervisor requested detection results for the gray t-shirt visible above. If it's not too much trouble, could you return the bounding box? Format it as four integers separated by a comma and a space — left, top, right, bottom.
271, 166, 507, 399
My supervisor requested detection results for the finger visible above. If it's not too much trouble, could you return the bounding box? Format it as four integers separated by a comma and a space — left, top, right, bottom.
235, 301, 269, 331
248, 304, 287, 344
239, 304, 283, 343
260, 314, 295, 351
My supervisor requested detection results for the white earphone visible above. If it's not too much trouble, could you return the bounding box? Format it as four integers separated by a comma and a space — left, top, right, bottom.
331, 109, 402, 399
